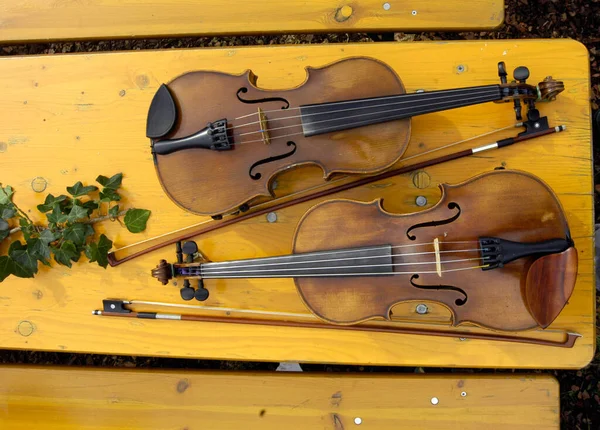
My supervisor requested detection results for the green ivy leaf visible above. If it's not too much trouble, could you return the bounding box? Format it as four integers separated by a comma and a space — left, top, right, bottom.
51, 241, 80, 268
0, 204, 16, 219
108, 205, 120, 218
9, 242, 38, 278
124, 209, 151, 233
81, 200, 99, 216
67, 204, 89, 222
47, 204, 68, 224
63, 223, 94, 246
85, 234, 113, 268
0, 185, 14, 205
0, 218, 8, 231
67, 181, 98, 197
19, 217, 35, 241
0, 229, 8, 242
0, 256, 15, 282
27, 238, 51, 266
96, 173, 123, 190
39, 229, 58, 245
37, 194, 68, 213
99, 189, 121, 203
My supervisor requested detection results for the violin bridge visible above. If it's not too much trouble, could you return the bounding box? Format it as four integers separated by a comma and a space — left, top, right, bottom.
257, 107, 271, 145
433, 238, 442, 277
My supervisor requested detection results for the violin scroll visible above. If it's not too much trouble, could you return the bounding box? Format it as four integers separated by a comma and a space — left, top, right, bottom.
537, 76, 565, 102
152, 259, 173, 285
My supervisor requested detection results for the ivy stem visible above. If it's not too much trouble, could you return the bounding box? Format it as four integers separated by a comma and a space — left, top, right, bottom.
7, 210, 127, 236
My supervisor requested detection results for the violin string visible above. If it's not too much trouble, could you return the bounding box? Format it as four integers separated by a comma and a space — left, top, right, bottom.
233, 85, 499, 120
229, 87, 500, 131
109, 122, 511, 258
198, 264, 489, 279
201, 247, 483, 271
231, 93, 500, 144
202, 241, 480, 268
198, 257, 483, 276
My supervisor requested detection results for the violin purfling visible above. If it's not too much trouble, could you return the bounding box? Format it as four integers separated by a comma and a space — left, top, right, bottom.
147, 58, 564, 217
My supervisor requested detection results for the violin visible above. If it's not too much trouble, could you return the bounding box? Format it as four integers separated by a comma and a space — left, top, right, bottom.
146, 58, 564, 218
151, 170, 577, 332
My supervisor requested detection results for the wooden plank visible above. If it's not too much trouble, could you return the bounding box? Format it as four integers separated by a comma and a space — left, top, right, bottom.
0, 40, 594, 368
0, 366, 559, 430
0, 0, 504, 43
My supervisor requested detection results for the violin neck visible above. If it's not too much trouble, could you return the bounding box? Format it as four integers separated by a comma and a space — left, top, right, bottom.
186, 245, 394, 279
299, 84, 503, 137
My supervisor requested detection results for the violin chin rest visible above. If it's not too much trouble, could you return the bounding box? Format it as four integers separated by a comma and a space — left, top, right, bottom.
525, 247, 578, 329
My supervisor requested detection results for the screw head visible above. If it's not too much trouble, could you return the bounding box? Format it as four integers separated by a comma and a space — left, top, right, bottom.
412, 10, 418, 15
354, 417, 362, 425
457, 65, 465, 73
431, 397, 439, 405
110, 304, 116, 310
461, 391, 467, 397
416, 304, 429, 314
266, 212, 278, 223
415, 196, 428, 207
383, 2, 391, 11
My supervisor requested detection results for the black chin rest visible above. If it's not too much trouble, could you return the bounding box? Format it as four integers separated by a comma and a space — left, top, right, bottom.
146, 84, 177, 139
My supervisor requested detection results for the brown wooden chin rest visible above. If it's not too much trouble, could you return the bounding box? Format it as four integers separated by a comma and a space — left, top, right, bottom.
526, 247, 578, 328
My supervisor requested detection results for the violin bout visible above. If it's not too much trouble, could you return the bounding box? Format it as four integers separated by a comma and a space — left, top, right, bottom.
525, 247, 578, 328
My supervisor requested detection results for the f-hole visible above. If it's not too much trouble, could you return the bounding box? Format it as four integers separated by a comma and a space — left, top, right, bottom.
249, 141, 297, 180
410, 274, 468, 306
406, 202, 461, 241
237, 88, 290, 109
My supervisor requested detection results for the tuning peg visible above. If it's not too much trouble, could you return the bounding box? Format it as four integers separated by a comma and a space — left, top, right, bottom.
194, 287, 209, 301
513, 66, 530, 83
180, 280, 195, 301
194, 279, 209, 301
513, 99, 523, 121
497, 62, 508, 84
176, 241, 183, 263
182, 241, 198, 255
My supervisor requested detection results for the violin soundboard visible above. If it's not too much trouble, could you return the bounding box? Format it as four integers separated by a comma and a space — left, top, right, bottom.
0, 366, 559, 430
0, 39, 593, 369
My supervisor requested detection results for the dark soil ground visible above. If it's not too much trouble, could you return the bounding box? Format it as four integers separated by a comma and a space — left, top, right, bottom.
1, 1, 599, 428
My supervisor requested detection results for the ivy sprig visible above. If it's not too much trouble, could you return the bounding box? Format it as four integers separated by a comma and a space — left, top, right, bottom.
0, 173, 151, 282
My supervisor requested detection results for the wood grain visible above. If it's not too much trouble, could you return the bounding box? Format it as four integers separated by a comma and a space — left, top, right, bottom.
0, 366, 559, 430
0, 40, 593, 368
0, 1, 504, 43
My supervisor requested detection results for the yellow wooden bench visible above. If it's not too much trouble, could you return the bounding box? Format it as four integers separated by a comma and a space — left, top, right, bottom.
0, 0, 504, 43
0, 39, 593, 369
0, 366, 559, 429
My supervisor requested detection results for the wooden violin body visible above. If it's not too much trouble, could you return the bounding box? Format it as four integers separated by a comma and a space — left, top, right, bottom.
151, 58, 409, 216
152, 170, 577, 332
147, 58, 563, 217
292, 170, 576, 331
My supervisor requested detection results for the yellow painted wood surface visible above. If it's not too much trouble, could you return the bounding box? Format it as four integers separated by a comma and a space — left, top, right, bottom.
0, 366, 559, 430
0, 40, 594, 368
0, 0, 504, 43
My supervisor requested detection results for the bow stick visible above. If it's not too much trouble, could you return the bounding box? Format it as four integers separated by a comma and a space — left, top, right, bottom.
93, 299, 581, 348
107, 117, 566, 266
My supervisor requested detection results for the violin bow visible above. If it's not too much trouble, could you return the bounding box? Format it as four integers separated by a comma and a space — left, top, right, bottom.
93, 299, 581, 348
107, 116, 566, 266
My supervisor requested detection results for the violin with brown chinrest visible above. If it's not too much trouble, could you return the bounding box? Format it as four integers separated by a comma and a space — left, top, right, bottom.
151, 170, 577, 332
146, 58, 564, 217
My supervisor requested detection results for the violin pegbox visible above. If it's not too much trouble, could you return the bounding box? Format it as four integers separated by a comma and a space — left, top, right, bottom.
496, 61, 565, 121
150, 241, 211, 302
